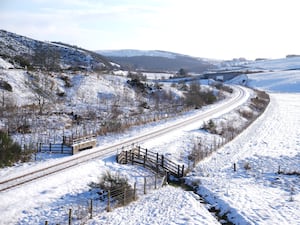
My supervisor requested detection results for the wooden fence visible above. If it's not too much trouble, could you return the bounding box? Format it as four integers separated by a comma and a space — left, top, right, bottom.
117, 145, 185, 178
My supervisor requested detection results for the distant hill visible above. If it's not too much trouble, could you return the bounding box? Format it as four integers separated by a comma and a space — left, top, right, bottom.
97, 49, 217, 73
0, 30, 114, 71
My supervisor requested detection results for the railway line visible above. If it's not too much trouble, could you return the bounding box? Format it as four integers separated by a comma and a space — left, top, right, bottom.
0, 85, 248, 192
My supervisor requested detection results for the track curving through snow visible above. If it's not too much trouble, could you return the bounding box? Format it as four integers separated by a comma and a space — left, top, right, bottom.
0, 85, 250, 192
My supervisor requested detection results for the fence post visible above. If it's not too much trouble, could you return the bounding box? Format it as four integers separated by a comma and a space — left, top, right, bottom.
35, 143, 38, 161
68, 208, 72, 225
49, 143, 52, 153
143, 155, 146, 168
144, 177, 147, 195
155, 174, 157, 189
107, 190, 111, 212
177, 165, 180, 177
133, 182, 137, 201
125, 151, 128, 164
138, 146, 140, 159
233, 163, 236, 172
161, 155, 164, 168
181, 165, 185, 177
90, 199, 93, 219
166, 171, 170, 184
61, 143, 64, 154
156, 153, 159, 174
131, 151, 134, 165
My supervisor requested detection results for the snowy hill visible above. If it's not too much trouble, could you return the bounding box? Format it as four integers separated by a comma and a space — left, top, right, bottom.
0, 30, 113, 70
227, 57, 300, 93
97, 49, 217, 73
98, 49, 178, 58
246, 56, 300, 71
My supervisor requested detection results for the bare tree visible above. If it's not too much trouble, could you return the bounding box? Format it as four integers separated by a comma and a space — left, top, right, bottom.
27, 72, 55, 114
185, 81, 203, 108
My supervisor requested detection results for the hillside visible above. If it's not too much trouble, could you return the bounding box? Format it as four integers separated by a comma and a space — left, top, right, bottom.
0, 30, 113, 71
97, 49, 217, 73
0, 30, 231, 151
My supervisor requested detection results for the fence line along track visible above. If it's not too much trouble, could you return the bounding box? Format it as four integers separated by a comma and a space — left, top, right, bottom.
0, 86, 247, 192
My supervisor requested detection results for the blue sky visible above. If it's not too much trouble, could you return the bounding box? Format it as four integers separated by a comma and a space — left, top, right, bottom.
1, 0, 300, 60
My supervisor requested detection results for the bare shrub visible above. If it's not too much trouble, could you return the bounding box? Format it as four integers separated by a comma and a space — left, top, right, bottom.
188, 139, 213, 168
250, 90, 270, 112
184, 82, 216, 108
203, 120, 217, 134
244, 162, 251, 170
60, 75, 72, 87
256, 90, 269, 100
213, 83, 233, 93
239, 109, 254, 120
97, 171, 135, 206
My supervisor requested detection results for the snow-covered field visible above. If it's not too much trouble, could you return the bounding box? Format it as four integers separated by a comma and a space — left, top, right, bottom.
247, 70, 300, 93
188, 92, 300, 224
246, 56, 300, 71
0, 57, 300, 225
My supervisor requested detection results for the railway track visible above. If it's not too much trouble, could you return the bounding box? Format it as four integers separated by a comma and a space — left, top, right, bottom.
0, 85, 248, 192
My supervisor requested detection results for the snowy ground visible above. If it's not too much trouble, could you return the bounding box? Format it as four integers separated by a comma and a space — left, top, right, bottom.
246, 56, 300, 71
87, 185, 220, 225
0, 58, 300, 225
183, 66, 300, 224
0, 87, 247, 225
188, 93, 300, 224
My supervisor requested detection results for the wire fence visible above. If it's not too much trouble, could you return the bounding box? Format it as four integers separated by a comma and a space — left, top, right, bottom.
43, 174, 166, 225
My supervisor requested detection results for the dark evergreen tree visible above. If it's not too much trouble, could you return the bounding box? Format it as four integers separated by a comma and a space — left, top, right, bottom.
0, 130, 22, 167
178, 68, 187, 76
